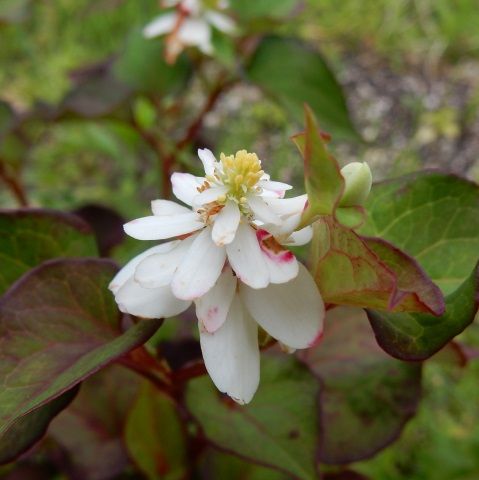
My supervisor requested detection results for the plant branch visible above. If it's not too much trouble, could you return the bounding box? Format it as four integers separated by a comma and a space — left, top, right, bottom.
0, 161, 28, 206
176, 79, 234, 151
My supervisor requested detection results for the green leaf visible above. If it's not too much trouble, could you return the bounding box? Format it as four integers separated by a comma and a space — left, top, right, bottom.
246, 37, 359, 140
299, 306, 421, 464
0, 387, 79, 465
311, 217, 445, 314
0, 209, 98, 295
358, 172, 479, 359
0, 0, 31, 25
292, 106, 345, 226
0, 100, 14, 137
197, 448, 290, 480
49, 365, 140, 479
186, 356, 320, 480
229, 0, 297, 20
125, 382, 188, 480
114, 29, 192, 95
61, 68, 131, 119
359, 172, 479, 295
366, 262, 479, 360
363, 237, 444, 315
0, 258, 162, 437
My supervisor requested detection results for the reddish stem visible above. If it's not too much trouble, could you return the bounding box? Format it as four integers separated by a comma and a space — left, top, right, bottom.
176, 80, 233, 151
0, 162, 28, 206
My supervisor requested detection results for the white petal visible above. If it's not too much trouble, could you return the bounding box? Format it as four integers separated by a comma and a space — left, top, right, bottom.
115, 279, 191, 318
193, 185, 228, 206
261, 194, 308, 217
283, 226, 313, 246
134, 235, 196, 288
108, 242, 178, 294
258, 180, 292, 198
247, 195, 282, 225
198, 148, 217, 176
226, 223, 269, 289
195, 266, 236, 332
257, 230, 299, 284
211, 200, 240, 246
240, 264, 324, 349
204, 10, 236, 33
151, 199, 191, 216
143, 13, 177, 38
171, 227, 226, 300
171, 172, 204, 206
178, 18, 211, 48
199, 295, 259, 404
124, 213, 203, 240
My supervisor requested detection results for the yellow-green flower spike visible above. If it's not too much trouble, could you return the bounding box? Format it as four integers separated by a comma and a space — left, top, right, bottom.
219, 150, 264, 202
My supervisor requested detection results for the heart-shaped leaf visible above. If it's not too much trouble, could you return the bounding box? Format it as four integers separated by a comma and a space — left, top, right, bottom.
311, 217, 444, 314
49, 365, 140, 480
359, 172, 479, 295
246, 37, 359, 140
359, 172, 479, 359
73, 203, 126, 256
0, 209, 97, 295
0, 386, 79, 465
299, 306, 421, 464
186, 356, 320, 480
114, 30, 191, 95
197, 448, 290, 480
0, 258, 162, 437
124, 381, 188, 480
366, 262, 479, 360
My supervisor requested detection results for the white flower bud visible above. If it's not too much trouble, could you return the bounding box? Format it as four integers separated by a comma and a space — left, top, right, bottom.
339, 162, 372, 206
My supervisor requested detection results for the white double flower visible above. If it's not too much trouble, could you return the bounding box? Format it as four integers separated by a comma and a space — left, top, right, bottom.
143, 0, 236, 63
110, 149, 325, 404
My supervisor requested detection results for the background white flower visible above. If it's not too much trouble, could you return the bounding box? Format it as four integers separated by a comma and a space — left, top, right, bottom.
143, 0, 236, 63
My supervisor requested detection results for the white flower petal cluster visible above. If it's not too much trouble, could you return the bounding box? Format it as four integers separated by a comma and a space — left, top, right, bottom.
110, 148, 325, 404
143, 0, 236, 63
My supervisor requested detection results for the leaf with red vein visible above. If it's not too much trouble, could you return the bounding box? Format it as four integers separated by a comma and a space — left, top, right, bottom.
0, 258, 162, 437
311, 216, 444, 314
298, 306, 421, 464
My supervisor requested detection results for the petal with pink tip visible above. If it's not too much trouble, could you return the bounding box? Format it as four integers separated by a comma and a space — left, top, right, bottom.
195, 266, 236, 333
258, 180, 292, 198
240, 263, 325, 349
199, 295, 259, 404
256, 230, 299, 284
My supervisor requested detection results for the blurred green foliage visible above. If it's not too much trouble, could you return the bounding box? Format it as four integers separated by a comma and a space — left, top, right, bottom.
1, 1, 479, 478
